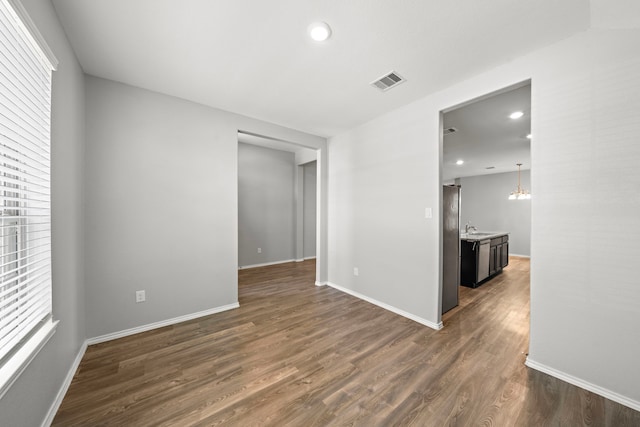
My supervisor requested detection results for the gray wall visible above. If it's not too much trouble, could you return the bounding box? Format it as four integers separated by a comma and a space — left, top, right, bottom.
85, 76, 238, 337
238, 143, 295, 267
303, 161, 317, 258
84, 76, 325, 338
328, 27, 640, 406
460, 171, 531, 256
0, 1, 86, 426
1, 7, 326, 424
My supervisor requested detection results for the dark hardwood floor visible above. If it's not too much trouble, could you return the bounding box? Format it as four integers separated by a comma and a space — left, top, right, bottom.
53, 258, 640, 426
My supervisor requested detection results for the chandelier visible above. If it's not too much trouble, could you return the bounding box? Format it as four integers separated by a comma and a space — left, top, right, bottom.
508, 163, 531, 200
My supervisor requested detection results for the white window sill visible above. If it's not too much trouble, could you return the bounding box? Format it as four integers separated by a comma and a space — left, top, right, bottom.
0, 319, 58, 399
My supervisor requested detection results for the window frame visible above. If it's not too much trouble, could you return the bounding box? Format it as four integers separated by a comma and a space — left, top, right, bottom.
0, 0, 58, 399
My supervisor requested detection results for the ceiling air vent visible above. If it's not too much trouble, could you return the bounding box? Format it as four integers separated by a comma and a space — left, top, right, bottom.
371, 71, 405, 91
443, 127, 458, 136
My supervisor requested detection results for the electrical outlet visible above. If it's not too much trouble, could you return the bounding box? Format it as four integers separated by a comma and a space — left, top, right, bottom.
257, 248, 262, 253
353, 267, 359, 276
135, 290, 146, 303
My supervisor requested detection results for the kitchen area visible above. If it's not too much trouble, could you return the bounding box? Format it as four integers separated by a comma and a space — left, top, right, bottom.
459, 229, 509, 288
441, 83, 531, 314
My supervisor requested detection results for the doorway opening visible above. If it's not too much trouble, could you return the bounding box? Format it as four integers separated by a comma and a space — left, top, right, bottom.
440, 81, 532, 319
236, 131, 322, 287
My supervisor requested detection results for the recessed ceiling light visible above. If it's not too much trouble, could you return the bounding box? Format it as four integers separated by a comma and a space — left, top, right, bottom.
510, 111, 524, 119
309, 22, 332, 41
456, 160, 464, 165
526, 133, 532, 139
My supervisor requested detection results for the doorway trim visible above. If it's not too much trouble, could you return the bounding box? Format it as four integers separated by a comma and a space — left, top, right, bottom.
236, 130, 327, 287
438, 79, 533, 326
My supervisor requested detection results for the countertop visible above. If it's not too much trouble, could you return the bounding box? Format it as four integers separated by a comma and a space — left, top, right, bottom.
460, 231, 509, 241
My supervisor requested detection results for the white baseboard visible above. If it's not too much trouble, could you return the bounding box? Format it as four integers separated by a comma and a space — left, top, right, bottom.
525, 357, 640, 412
42, 340, 88, 427
87, 303, 240, 345
326, 282, 443, 331
315, 280, 327, 287
304, 256, 316, 260
238, 259, 295, 269
295, 258, 304, 262
42, 303, 240, 426
510, 253, 530, 258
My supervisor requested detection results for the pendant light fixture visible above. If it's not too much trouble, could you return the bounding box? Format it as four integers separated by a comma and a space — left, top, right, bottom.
508, 163, 531, 200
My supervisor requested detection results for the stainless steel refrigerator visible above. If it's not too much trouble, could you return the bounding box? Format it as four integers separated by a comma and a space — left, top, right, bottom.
442, 185, 460, 314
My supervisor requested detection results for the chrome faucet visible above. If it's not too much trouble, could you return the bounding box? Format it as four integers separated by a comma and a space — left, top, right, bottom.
465, 222, 477, 234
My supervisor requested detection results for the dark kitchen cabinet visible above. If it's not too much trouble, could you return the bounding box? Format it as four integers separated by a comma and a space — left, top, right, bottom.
489, 236, 509, 275
461, 240, 481, 288
461, 239, 491, 288
461, 234, 509, 288
489, 244, 498, 276
500, 240, 509, 268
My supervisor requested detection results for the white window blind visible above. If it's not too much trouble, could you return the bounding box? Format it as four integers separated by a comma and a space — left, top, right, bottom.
0, 0, 56, 396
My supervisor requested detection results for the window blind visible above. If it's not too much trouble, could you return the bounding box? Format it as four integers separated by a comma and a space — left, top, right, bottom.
0, 0, 54, 374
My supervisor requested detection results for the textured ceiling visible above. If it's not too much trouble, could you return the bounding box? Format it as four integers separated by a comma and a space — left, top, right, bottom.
51, 0, 589, 137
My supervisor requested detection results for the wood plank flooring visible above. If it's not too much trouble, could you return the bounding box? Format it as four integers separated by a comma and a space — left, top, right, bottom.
53, 258, 640, 426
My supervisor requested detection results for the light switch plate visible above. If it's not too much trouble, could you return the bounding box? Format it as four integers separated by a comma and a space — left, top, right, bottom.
425, 207, 432, 219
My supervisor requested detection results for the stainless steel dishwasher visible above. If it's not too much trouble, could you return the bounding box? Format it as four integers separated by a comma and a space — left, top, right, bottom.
477, 239, 490, 282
